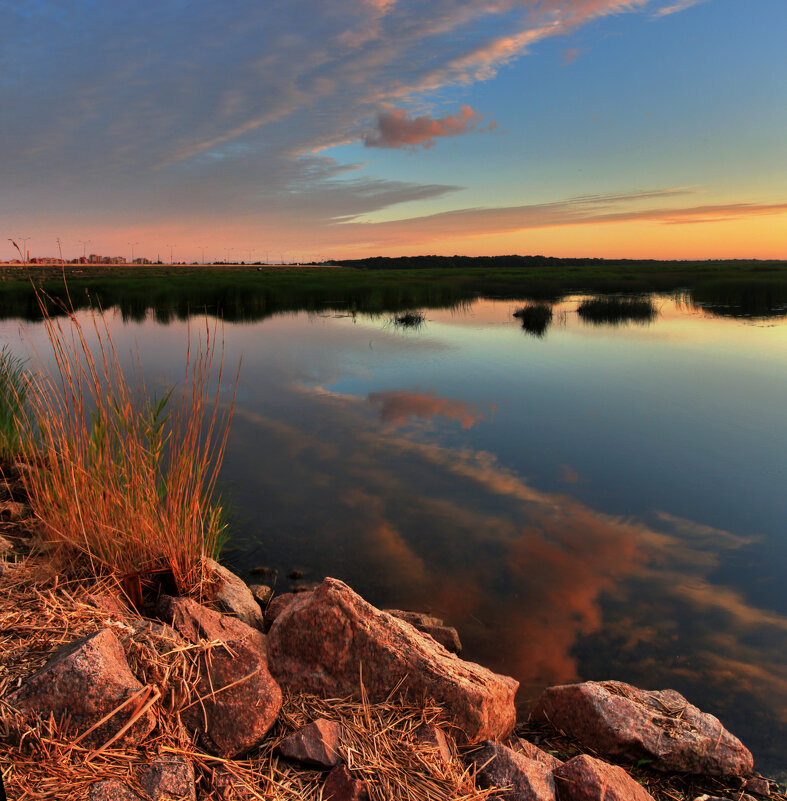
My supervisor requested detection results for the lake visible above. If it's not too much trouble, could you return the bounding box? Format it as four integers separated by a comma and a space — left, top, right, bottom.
4, 288, 786, 778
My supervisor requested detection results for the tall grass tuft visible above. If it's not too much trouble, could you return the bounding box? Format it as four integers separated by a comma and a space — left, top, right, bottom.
22, 302, 236, 594
0, 346, 30, 460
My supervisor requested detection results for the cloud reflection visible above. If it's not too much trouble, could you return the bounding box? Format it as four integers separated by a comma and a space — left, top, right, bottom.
226, 377, 787, 772
368, 390, 490, 428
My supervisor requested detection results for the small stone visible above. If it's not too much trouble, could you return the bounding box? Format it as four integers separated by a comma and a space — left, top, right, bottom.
249, 566, 277, 578
263, 592, 299, 631
511, 738, 563, 771
277, 718, 344, 768
553, 754, 655, 801
138, 756, 196, 801
206, 558, 265, 630
248, 583, 273, 608
744, 778, 771, 797
85, 593, 129, 618
414, 724, 453, 765
385, 610, 462, 652
467, 741, 556, 801
87, 780, 142, 801
0, 500, 30, 521
322, 765, 369, 801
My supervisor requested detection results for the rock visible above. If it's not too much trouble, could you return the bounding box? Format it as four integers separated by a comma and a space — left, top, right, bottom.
467, 741, 556, 801
277, 718, 344, 768
414, 724, 453, 765
248, 583, 273, 608
385, 609, 462, 653
249, 566, 277, 578
87, 780, 142, 801
213, 768, 255, 800
263, 592, 299, 631
531, 681, 753, 777
0, 500, 30, 521
206, 558, 265, 630
511, 739, 563, 771
85, 593, 129, 618
743, 778, 771, 797
6, 629, 155, 748
322, 765, 369, 801
156, 594, 266, 654
138, 756, 196, 800
553, 754, 655, 801
268, 578, 518, 744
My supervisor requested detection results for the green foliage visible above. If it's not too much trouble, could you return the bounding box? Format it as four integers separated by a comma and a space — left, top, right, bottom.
0, 346, 30, 459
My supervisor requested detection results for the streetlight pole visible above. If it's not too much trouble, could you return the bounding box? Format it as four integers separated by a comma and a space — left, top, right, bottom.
78, 240, 91, 262
128, 241, 139, 263
19, 237, 30, 266
226, 247, 233, 264
200, 246, 207, 265
166, 244, 174, 265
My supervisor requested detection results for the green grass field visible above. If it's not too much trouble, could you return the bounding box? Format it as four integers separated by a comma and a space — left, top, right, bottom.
0, 259, 785, 321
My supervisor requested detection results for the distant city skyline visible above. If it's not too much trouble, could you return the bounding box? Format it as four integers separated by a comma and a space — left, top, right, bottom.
2, 0, 785, 262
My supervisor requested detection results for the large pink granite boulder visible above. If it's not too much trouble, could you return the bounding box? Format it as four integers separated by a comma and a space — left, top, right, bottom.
552, 754, 655, 801
6, 629, 155, 748
467, 741, 556, 801
268, 578, 518, 744
531, 681, 753, 777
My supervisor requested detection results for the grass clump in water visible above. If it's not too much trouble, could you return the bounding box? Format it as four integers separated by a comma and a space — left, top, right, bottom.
513, 304, 553, 337
20, 301, 236, 594
576, 295, 657, 325
392, 310, 426, 328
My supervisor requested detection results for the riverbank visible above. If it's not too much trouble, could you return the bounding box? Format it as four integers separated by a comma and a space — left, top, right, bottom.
0, 261, 785, 323
1, 460, 784, 801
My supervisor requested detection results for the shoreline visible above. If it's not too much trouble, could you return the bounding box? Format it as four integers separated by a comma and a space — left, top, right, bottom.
1, 459, 784, 801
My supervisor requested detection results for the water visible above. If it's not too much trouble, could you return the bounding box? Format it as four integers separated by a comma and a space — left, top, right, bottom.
4, 292, 786, 777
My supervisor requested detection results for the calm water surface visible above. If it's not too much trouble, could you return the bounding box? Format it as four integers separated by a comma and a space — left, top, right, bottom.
5, 294, 787, 776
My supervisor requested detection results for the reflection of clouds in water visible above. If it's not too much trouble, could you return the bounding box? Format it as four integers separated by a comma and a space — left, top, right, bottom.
368, 390, 490, 429
227, 384, 787, 771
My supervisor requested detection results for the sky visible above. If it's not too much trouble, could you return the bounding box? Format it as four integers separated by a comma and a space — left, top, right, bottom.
1, 0, 785, 262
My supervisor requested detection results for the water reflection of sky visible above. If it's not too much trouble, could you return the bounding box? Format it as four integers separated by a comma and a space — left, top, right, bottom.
3, 297, 786, 777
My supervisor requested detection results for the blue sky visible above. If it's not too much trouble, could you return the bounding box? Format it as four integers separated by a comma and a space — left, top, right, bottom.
1, 0, 785, 261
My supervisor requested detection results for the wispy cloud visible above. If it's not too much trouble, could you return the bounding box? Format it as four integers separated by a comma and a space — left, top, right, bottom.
653, 0, 710, 17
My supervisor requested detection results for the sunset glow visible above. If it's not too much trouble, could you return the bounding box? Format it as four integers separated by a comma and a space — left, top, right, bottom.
2, 0, 785, 262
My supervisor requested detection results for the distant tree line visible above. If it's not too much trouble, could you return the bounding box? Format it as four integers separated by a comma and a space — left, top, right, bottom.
325, 255, 774, 270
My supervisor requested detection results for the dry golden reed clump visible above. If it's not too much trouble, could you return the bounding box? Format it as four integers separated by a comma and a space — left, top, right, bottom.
19, 295, 236, 594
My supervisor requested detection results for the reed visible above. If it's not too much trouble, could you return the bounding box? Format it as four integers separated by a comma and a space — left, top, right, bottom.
0, 346, 30, 460
512, 304, 553, 337
21, 300, 236, 593
576, 295, 657, 325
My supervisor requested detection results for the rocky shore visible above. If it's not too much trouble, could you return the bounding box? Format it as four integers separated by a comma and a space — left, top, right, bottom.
0, 463, 784, 801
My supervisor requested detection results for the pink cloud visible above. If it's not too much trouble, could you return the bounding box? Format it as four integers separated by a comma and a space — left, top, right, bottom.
368, 390, 489, 428
364, 105, 493, 149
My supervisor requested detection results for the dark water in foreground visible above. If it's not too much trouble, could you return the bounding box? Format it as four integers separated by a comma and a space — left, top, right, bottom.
5, 292, 787, 777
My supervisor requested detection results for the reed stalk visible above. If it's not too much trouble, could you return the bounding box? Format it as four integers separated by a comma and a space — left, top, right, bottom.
21, 298, 236, 593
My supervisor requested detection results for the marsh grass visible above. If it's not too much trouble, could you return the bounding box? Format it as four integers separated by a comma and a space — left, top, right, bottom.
392, 310, 426, 328
513, 304, 553, 337
576, 296, 658, 325
20, 298, 236, 594
0, 346, 30, 459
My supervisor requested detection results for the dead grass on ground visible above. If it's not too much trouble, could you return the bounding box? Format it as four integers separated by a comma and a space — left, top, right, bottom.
0, 553, 496, 800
